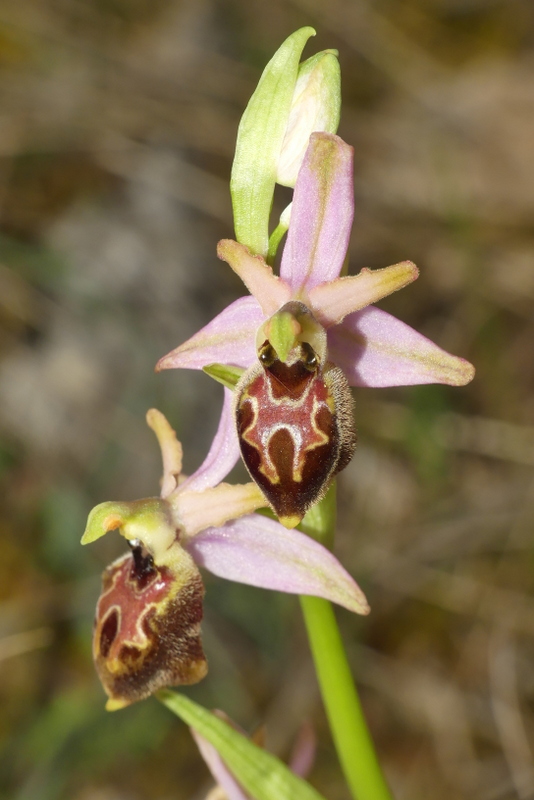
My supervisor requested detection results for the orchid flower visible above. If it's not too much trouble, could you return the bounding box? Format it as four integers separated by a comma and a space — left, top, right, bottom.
158, 132, 474, 388
156, 132, 474, 523
82, 391, 369, 710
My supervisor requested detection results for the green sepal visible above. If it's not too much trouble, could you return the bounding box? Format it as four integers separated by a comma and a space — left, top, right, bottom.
230, 27, 315, 256
203, 363, 244, 389
265, 308, 300, 362
158, 690, 326, 800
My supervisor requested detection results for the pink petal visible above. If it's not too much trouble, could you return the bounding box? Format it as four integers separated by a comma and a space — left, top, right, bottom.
217, 240, 291, 316
328, 306, 476, 387
176, 482, 265, 536
180, 388, 241, 492
280, 133, 354, 296
309, 262, 418, 327
145, 409, 183, 498
156, 296, 263, 372
191, 729, 250, 800
186, 515, 370, 615
288, 722, 316, 778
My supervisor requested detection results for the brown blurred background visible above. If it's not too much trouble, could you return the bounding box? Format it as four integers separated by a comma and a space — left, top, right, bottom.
0, 0, 533, 798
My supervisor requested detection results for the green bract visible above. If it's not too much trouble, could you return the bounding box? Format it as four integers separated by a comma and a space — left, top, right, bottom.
230, 27, 341, 257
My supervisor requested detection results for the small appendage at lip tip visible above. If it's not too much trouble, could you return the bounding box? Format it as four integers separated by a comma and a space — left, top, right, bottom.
279, 514, 302, 529
105, 697, 129, 712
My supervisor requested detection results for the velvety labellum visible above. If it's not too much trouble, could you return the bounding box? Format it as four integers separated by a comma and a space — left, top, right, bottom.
236, 340, 356, 526
93, 540, 207, 709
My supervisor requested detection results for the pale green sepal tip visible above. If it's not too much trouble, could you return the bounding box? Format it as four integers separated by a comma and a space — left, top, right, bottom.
230, 26, 315, 256
157, 690, 327, 800
203, 363, 244, 389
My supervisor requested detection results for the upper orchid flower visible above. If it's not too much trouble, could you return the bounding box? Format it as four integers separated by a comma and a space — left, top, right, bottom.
158, 132, 474, 388
157, 133, 475, 522
82, 391, 369, 710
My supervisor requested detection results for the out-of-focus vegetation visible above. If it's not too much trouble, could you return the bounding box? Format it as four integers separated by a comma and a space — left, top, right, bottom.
0, 1, 533, 798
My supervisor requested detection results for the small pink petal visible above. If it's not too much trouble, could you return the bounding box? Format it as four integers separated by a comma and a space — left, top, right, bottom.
176, 483, 265, 537
288, 722, 316, 779
217, 240, 291, 316
309, 262, 418, 327
145, 409, 183, 498
328, 306, 476, 387
280, 133, 354, 296
180, 388, 241, 492
186, 515, 370, 615
156, 296, 263, 372
191, 729, 250, 800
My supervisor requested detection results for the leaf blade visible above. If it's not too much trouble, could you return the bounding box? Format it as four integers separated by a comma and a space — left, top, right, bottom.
158, 691, 328, 800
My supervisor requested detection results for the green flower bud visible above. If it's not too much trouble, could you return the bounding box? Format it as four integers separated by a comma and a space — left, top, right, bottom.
230, 27, 315, 256
230, 30, 341, 259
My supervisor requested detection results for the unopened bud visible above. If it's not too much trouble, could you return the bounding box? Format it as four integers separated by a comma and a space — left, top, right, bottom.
277, 52, 341, 187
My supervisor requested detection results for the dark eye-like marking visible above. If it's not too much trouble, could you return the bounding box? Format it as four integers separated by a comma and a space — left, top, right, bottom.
99, 608, 119, 658
258, 341, 276, 367
300, 342, 318, 372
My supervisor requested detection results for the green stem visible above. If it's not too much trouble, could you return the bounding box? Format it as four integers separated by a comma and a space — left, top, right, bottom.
299, 488, 393, 800
300, 597, 392, 800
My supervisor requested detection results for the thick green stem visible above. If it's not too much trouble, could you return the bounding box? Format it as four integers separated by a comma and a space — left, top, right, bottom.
299, 487, 393, 800
300, 597, 392, 800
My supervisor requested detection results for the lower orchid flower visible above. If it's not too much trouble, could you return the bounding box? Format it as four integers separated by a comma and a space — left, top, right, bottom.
82, 390, 369, 710
157, 132, 475, 526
